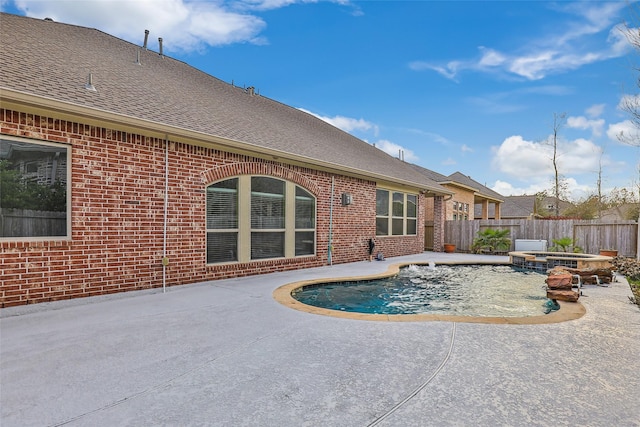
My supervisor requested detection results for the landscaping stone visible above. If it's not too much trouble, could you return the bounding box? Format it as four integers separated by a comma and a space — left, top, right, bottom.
545, 273, 572, 289
546, 289, 580, 302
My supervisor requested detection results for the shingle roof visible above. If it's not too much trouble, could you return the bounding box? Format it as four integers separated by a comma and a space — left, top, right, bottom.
0, 13, 448, 193
474, 195, 575, 219
406, 164, 502, 200
445, 172, 504, 201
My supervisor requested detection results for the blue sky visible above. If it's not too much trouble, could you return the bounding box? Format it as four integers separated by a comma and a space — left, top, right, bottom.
3, 0, 640, 201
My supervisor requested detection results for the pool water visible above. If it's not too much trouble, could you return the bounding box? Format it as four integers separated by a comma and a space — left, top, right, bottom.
292, 264, 549, 317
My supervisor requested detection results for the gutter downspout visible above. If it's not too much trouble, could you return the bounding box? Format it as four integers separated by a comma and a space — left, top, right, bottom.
328, 176, 334, 266
162, 136, 169, 292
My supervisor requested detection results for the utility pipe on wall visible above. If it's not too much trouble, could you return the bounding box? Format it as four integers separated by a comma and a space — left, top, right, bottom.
328, 176, 334, 266
162, 135, 169, 292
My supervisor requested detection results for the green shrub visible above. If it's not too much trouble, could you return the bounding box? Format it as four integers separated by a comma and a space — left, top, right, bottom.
471, 228, 511, 254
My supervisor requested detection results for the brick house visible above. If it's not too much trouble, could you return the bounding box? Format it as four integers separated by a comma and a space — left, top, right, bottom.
0, 13, 452, 307
408, 165, 504, 221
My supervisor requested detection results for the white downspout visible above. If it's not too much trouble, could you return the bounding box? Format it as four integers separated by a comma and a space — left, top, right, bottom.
328, 176, 334, 266
162, 136, 169, 292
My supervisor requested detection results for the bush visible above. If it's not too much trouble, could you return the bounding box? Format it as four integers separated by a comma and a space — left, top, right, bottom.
471, 228, 511, 254
550, 237, 583, 253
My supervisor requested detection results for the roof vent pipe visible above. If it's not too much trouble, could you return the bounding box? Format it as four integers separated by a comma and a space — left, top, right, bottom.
247, 86, 255, 96
143, 29, 149, 49
135, 49, 141, 65
158, 37, 163, 57
85, 73, 97, 91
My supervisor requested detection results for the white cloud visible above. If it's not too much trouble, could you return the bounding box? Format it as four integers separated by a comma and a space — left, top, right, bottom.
373, 140, 418, 162
492, 177, 593, 201
461, 144, 473, 153
478, 47, 506, 67
567, 115, 605, 137
12, 0, 268, 52
586, 104, 605, 118
491, 179, 549, 197
491, 134, 603, 178
607, 120, 640, 144
410, 3, 631, 81
298, 108, 379, 136
442, 157, 456, 166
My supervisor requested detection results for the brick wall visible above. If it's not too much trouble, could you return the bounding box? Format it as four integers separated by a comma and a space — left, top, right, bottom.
0, 109, 426, 307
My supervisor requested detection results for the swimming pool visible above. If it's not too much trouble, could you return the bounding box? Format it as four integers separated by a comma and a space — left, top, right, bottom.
291, 264, 549, 317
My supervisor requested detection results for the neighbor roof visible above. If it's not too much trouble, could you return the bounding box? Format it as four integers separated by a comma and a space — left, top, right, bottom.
444, 172, 503, 202
406, 164, 502, 201
0, 13, 449, 195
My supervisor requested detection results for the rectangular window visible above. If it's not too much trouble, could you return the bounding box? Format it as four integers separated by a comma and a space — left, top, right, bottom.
251, 177, 285, 229
251, 177, 284, 259
391, 192, 404, 235
207, 232, 237, 263
251, 232, 285, 259
376, 189, 417, 236
406, 194, 417, 235
295, 187, 315, 256
0, 137, 70, 239
376, 189, 389, 236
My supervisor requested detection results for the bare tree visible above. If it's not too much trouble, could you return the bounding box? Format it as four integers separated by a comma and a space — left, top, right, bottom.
620, 14, 640, 258
620, 17, 640, 146
549, 112, 567, 216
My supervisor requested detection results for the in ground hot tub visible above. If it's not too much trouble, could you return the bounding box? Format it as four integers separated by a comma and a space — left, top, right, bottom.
509, 251, 613, 272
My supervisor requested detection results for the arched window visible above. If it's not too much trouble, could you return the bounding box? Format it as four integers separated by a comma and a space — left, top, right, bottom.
206, 176, 315, 264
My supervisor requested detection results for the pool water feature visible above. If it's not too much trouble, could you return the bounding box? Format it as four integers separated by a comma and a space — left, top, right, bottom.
292, 264, 549, 317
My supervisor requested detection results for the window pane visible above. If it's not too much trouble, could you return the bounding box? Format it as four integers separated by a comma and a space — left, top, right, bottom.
392, 192, 404, 216
295, 231, 315, 256
207, 232, 237, 263
407, 195, 417, 218
376, 189, 389, 216
295, 187, 315, 229
407, 219, 417, 235
251, 232, 284, 259
251, 177, 284, 229
0, 138, 68, 237
376, 217, 388, 236
392, 218, 403, 235
206, 178, 238, 229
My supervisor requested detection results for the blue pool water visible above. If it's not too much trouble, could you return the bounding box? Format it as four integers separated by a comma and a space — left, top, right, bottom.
292, 264, 549, 317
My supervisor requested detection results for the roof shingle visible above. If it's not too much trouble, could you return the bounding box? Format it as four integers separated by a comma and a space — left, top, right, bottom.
0, 13, 448, 193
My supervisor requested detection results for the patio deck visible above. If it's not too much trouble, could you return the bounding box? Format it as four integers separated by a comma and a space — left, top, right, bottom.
1, 252, 639, 426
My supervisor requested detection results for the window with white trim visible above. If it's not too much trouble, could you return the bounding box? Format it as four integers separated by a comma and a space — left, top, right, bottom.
0, 136, 70, 239
206, 176, 315, 264
376, 189, 417, 236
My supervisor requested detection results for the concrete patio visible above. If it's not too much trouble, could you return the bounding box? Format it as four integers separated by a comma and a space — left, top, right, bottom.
1, 252, 639, 426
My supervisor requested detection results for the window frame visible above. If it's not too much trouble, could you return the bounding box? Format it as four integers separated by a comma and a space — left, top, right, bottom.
376, 188, 418, 237
206, 175, 316, 264
0, 135, 71, 241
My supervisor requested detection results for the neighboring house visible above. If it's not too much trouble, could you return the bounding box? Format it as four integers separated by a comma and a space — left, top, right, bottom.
0, 13, 452, 307
600, 203, 639, 221
409, 165, 504, 221
475, 195, 574, 219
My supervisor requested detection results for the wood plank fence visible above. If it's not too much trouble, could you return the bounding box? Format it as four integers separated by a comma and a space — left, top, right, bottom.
425, 219, 637, 257
0, 208, 67, 238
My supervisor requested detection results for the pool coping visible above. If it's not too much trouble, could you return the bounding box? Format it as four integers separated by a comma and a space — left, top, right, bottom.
272, 260, 586, 324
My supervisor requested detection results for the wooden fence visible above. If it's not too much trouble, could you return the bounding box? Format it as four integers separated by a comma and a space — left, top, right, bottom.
425, 219, 637, 257
0, 208, 67, 238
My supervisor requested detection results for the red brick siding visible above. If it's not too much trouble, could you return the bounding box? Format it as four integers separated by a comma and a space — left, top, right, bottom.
0, 109, 425, 307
